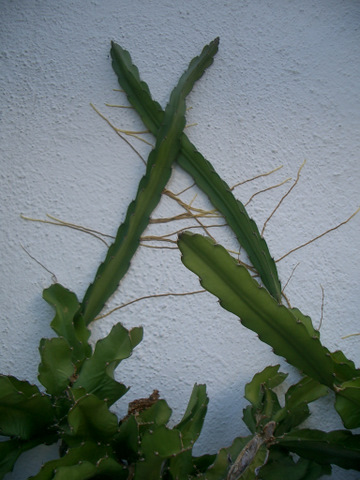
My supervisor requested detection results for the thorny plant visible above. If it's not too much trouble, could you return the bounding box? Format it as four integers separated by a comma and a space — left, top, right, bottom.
1, 38, 360, 480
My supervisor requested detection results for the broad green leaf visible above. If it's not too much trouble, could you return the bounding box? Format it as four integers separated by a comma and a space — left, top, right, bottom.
80, 38, 220, 325
140, 425, 183, 457
38, 337, 75, 395
331, 350, 360, 384
136, 399, 172, 426
174, 383, 208, 447
335, 378, 360, 429
43, 284, 91, 364
31, 441, 112, 480
177, 233, 359, 407
67, 394, 118, 443
0, 438, 24, 479
0, 376, 54, 439
111, 38, 282, 301
274, 376, 329, 434
196, 436, 252, 480
134, 425, 183, 480
276, 429, 360, 470
284, 377, 329, 411
165, 385, 209, 477
73, 324, 142, 405
166, 450, 195, 479
51, 458, 126, 480
114, 414, 139, 462
244, 365, 286, 408
259, 448, 331, 480
191, 452, 217, 476
243, 367, 285, 433
0, 435, 56, 480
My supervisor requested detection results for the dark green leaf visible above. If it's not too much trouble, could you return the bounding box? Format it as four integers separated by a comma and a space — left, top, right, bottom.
73, 324, 142, 405
274, 376, 328, 434
335, 378, 360, 429
174, 383, 208, 447
177, 234, 358, 394
259, 448, 331, 480
38, 337, 75, 395
0, 435, 56, 480
0, 376, 54, 439
276, 429, 360, 470
136, 399, 172, 426
244, 366, 286, 409
67, 394, 118, 443
43, 284, 91, 364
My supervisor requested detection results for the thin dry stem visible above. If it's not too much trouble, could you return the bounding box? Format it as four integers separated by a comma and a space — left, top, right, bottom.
342, 333, 360, 339
244, 177, 292, 207
281, 262, 300, 294
21, 244, 58, 283
90, 103, 148, 164
231, 165, 283, 190
20, 214, 111, 246
276, 206, 360, 263
318, 285, 325, 331
95, 290, 206, 320
262, 160, 306, 236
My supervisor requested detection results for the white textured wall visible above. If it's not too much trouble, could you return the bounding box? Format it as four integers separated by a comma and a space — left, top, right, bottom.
1, 1, 359, 478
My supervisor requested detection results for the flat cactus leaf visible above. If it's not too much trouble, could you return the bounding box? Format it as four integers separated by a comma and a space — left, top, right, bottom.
275, 429, 360, 470
243, 367, 322, 435
174, 383, 208, 447
166, 450, 195, 478
0, 436, 57, 480
0, 438, 24, 479
259, 448, 331, 480
114, 414, 139, 463
110, 42, 164, 136
0, 375, 54, 439
244, 365, 286, 409
38, 337, 75, 395
66, 393, 118, 443
242, 367, 284, 434
177, 233, 359, 399
274, 376, 328, 435
140, 425, 183, 457
335, 378, 360, 429
73, 324, 142, 405
49, 458, 126, 480
195, 436, 252, 480
43, 284, 91, 364
31, 441, 115, 480
136, 399, 172, 426
331, 350, 360, 384
134, 425, 183, 480
284, 377, 329, 411
196, 448, 229, 480
129, 325, 143, 349
80, 38, 219, 326
191, 452, 218, 476
110, 38, 282, 302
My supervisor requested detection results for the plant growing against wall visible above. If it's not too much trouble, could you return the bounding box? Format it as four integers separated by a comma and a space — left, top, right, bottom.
1, 38, 359, 479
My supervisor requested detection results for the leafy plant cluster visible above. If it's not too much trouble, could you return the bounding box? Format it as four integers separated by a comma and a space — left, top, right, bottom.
1, 38, 359, 479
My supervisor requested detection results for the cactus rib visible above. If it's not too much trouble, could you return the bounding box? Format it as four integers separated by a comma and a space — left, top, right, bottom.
80, 39, 219, 325
110, 38, 282, 302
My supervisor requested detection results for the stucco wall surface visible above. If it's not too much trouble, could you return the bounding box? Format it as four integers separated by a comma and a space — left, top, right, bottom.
1, 1, 359, 478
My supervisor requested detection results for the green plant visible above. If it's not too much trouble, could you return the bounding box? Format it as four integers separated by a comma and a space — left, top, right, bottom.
1, 37, 359, 479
